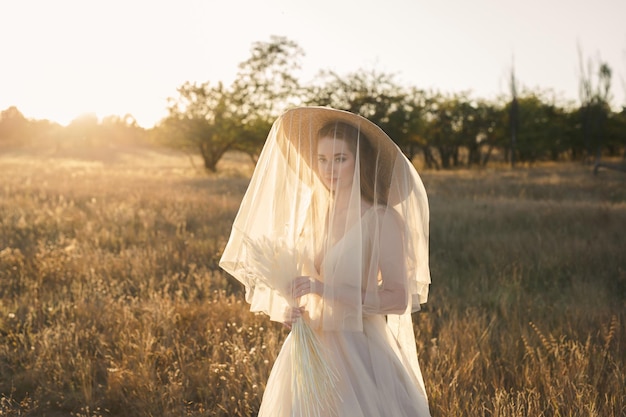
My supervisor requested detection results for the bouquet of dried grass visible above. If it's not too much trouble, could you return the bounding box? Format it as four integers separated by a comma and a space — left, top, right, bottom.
244, 235, 339, 417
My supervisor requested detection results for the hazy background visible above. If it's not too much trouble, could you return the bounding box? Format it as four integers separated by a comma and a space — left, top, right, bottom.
1, 0, 625, 127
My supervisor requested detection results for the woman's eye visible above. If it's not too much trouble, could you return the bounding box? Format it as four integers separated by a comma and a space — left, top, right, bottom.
335, 157, 346, 163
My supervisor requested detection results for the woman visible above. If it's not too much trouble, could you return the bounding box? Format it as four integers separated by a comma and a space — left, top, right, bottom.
220, 107, 431, 417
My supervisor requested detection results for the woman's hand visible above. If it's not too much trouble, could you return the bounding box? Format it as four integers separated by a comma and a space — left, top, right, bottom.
290, 275, 323, 299
282, 306, 304, 329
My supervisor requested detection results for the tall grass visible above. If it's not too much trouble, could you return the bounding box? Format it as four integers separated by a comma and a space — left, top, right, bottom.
1, 150, 624, 416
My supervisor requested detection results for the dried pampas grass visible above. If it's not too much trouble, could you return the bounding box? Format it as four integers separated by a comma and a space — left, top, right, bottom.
244, 235, 340, 416
291, 318, 340, 417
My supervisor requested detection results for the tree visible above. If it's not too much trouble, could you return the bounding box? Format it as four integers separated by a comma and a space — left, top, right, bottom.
0, 106, 29, 145
306, 69, 405, 124
164, 36, 305, 171
509, 63, 519, 167
230, 36, 305, 160
165, 82, 238, 172
423, 93, 474, 169
307, 69, 421, 145
477, 101, 508, 166
66, 113, 100, 145
466, 100, 502, 167
385, 88, 429, 163
502, 91, 569, 163
100, 114, 146, 145
232, 35, 304, 123
578, 47, 613, 163
305, 68, 444, 167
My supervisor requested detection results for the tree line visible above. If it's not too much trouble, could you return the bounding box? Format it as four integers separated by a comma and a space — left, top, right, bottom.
2, 36, 625, 171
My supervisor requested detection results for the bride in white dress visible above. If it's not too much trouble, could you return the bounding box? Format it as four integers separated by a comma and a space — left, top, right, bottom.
220, 107, 431, 417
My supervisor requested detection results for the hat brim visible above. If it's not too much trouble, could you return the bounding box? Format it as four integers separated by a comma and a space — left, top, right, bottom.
278, 106, 400, 167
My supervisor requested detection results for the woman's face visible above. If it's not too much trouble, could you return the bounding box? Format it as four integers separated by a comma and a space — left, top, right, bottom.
316, 137, 356, 193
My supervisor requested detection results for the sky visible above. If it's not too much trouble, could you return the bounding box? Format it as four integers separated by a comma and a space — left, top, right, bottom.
1, 0, 625, 128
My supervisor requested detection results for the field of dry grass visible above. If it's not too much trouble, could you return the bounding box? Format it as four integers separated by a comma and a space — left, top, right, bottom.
1, 146, 624, 416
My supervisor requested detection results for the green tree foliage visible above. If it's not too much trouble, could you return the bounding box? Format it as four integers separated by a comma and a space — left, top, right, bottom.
306, 69, 430, 161
509, 65, 520, 168
306, 69, 406, 121
162, 36, 305, 169
471, 100, 505, 167
232, 35, 304, 123
578, 48, 614, 163
423, 92, 480, 169
385, 88, 429, 163
164, 82, 238, 172
606, 107, 626, 157
502, 91, 570, 163
230, 36, 304, 161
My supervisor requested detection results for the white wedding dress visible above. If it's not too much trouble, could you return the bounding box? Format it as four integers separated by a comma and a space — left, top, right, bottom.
258, 210, 431, 417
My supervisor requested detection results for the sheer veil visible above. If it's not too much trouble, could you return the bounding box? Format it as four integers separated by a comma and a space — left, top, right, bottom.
220, 106, 430, 374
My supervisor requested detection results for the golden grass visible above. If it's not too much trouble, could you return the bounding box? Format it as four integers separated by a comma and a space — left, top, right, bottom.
0, 148, 624, 416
